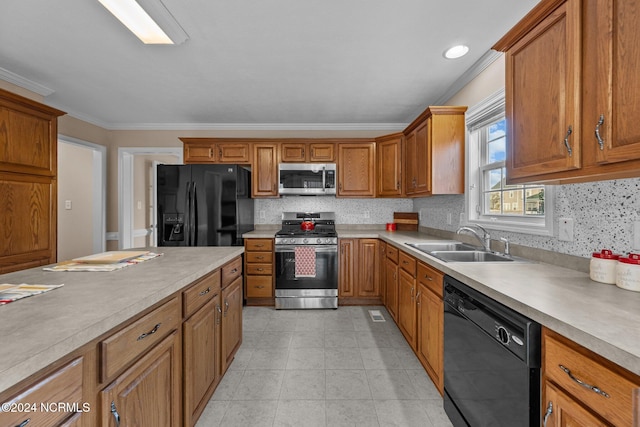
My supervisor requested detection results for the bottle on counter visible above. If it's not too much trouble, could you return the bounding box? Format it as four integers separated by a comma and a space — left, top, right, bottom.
590, 249, 620, 284
616, 253, 640, 292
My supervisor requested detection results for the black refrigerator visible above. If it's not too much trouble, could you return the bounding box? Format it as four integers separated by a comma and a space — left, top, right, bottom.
157, 164, 254, 247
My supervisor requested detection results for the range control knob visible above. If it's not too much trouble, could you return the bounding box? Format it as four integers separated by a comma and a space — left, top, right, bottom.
303, 238, 308, 244
289, 239, 295, 244
317, 238, 322, 244
497, 326, 510, 345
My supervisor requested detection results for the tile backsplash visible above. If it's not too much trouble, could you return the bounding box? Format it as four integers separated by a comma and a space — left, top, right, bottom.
254, 197, 413, 225
414, 177, 640, 258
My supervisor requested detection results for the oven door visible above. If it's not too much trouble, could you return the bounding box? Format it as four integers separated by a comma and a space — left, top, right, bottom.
274, 244, 338, 292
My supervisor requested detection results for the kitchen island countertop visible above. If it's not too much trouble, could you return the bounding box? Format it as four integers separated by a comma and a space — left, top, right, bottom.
0, 246, 243, 394
244, 228, 640, 376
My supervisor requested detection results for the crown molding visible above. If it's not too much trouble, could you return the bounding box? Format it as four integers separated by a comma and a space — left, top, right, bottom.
0, 67, 55, 96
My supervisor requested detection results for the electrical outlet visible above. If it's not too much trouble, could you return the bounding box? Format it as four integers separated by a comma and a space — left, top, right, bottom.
633, 221, 640, 250
460, 212, 465, 224
64, 200, 72, 210
259, 210, 266, 219
419, 210, 423, 221
447, 213, 452, 225
559, 218, 574, 242
137, 201, 142, 210
364, 211, 370, 219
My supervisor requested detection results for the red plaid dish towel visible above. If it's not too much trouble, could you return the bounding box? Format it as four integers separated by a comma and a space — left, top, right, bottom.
295, 246, 316, 277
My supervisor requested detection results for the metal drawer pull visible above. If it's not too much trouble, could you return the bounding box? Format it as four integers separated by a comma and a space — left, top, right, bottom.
558, 365, 610, 398
256, 268, 264, 271
425, 275, 433, 281
543, 402, 552, 427
595, 114, 605, 150
16, 418, 30, 427
256, 256, 264, 260
230, 268, 238, 274
111, 401, 121, 427
224, 300, 229, 315
416, 291, 421, 306
216, 305, 222, 324
137, 323, 161, 341
563, 126, 573, 156
199, 287, 210, 296
256, 285, 265, 289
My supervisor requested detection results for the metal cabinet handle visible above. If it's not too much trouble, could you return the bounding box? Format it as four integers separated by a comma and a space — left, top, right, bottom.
224, 300, 229, 315
595, 114, 605, 150
137, 323, 161, 341
558, 364, 610, 398
219, 148, 223, 158
256, 256, 264, 260
416, 291, 421, 305
208, 148, 213, 158
339, 183, 343, 191
216, 304, 222, 325
301, 148, 305, 157
410, 286, 415, 302
424, 274, 433, 281
563, 126, 573, 157
199, 287, 210, 296
543, 401, 553, 427
230, 268, 238, 274
256, 268, 264, 271
15, 419, 31, 427
256, 285, 265, 289
111, 401, 121, 427
396, 181, 400, 190
255, 244, 264, 248
412, 178, 416, 188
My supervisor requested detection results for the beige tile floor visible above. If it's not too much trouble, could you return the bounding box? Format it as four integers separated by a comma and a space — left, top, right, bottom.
196, 305, 454, 427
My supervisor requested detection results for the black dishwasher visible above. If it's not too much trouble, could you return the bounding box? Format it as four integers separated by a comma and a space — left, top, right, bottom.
443, 275, 541, 427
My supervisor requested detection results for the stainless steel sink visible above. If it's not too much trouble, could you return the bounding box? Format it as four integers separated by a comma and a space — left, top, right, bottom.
429, 250, 515, 262
405, 242, 477, 253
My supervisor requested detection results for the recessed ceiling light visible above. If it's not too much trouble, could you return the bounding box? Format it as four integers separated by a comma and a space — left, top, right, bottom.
98, 0, 188, 45
444, 45, 470, 59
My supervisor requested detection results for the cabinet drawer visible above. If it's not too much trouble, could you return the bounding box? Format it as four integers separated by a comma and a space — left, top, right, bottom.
0, 358, 83, 427
246, 276, 273, 297
398, 251, 416, 277
544, 329, 640, 426
246, 263, 273, 275
222, 257, 242, 288
386, 245, 399, 263
101, 297, 180, 381
246, 251, 273, 263
246, 239, 273, 251
183, 270, 221, 318
417, 262, 443, 297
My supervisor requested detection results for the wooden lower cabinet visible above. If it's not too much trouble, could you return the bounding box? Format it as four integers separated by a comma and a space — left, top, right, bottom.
221, 276, 243, 373
543, 382, 607, 427
338, 238, 381, 303
384, 254, 399, 322
398, 268, 417, 349
183, 296, 221, 427
101, 331, 182, 427
244, 238, 274, 304
416, 262, 444, 395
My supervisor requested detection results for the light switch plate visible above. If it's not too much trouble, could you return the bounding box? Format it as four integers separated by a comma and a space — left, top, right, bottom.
64, 200, 72, 210
559, 218, 574, 242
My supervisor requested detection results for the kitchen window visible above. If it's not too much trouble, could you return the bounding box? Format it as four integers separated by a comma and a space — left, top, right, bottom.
465, 89, 554, 236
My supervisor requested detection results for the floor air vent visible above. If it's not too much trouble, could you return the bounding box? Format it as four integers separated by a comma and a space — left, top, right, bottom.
368, 310, 386, 322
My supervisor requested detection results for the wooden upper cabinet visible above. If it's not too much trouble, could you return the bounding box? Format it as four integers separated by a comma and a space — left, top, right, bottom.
181, 138, 250, 164
252, 143, 279, 197
495, 0, 640, 184
280, 142, 335, 162
337, 142, 375, 197
403, 106, 466, 196
376, 133, 403, 197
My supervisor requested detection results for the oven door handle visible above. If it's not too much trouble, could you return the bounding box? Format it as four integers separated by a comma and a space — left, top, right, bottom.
275, 245, 337, 253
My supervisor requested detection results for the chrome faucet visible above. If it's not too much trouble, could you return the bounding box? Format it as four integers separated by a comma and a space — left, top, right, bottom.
456, 225, 491, 251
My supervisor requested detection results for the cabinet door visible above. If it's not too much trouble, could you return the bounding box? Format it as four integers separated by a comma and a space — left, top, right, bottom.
280, 143, 307, 162
101, 331, 181, 427
543, 382, 608, 427
413, 119, 431, 195
357, 239, 379, 297
0, 174, 55, 273
377, 135, 403, 196
379, 242, 387, 305
218, 143, 250, 163
585, 0, 640, 165
398, 269, 417, 349
337, 143, 375, 197
385, 258, 399, 322
338, 239, 355, 297
221, 277, 243, 373
252, 144, 279, 197
309, 143, 335, 162
417, 285, 443, 395
183, 296, 220, 427
184, 143, 216, 163
504, 0, 582, 181
404, 129, 417, 195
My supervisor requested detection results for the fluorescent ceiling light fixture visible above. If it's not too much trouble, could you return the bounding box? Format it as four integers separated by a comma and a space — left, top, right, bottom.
98, 0, 188, 44
444, 45, 470, 59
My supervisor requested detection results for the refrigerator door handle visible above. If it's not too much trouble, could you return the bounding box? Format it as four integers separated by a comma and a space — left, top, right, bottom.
184, 181, 192, 246
190, 181, 197, 245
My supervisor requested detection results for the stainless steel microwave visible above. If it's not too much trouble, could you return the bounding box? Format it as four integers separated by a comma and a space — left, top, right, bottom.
278, 163, 336, 195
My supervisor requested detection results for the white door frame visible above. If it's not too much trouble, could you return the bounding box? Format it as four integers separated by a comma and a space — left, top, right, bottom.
118, 147, 183, 249
58, 135, 107, 254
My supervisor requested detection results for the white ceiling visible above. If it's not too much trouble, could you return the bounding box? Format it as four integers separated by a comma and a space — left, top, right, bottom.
0, 0, 538, 130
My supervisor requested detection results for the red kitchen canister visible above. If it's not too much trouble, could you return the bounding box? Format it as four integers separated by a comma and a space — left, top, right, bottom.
589, 249, 620, 284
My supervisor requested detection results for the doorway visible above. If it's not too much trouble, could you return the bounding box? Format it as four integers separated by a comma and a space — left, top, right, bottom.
57, 136, 106, 260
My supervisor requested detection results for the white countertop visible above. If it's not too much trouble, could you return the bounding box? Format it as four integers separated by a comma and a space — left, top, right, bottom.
0, 246, 243, 394
244, 228, 640, 376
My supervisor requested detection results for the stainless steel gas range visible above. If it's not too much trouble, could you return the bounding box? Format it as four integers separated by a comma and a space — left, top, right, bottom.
274, 212, 338, 309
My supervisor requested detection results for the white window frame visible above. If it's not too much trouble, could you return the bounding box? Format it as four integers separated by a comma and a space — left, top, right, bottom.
465, 88, 555, 236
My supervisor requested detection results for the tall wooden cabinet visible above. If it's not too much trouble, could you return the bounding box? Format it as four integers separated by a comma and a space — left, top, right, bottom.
403, 106, 466, 196
0, 88, 65, 273
252, 143, 279, 197
376, 133, 403, 197
494, 0, 640, 184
